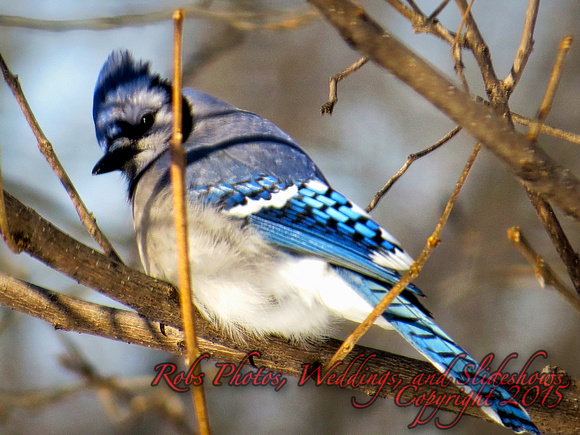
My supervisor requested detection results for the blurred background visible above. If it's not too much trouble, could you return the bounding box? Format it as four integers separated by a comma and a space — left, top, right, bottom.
1, 1, 579, 434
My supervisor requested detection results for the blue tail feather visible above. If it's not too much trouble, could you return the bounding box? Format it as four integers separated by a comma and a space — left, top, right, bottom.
332, 266, 540, 435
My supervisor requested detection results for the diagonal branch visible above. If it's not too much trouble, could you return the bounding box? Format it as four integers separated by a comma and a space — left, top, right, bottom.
0, 54, 122, 263
504, 0, 541, 95
507, 227, 580, 312
307, 0, 580, 222
366, 125, 461, 212
453, 0, 503, 106
326, 143, 481, 369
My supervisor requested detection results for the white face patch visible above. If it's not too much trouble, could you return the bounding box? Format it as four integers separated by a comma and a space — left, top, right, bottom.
224, 185, 299, 218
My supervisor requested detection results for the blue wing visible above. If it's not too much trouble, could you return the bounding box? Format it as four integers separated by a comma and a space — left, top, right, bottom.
199, 174, 422, 294
198, 173, 539, 435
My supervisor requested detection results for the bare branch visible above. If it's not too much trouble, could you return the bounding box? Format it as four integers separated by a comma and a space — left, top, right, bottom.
0, 273, 183, 353
307, 0, 580, 221
384, 1, 580, 297
0, 7, 319, 32
366, 126, 461, 212
0, 54, 122, 263
508, 227, 580, 312
384, 0, 462, 45
512, 113, 580, 145
451, 0, 475, 92
428, 0, 452, 21
170, 10, 211, 435
327, 143, 481, 369
321, 56, 369, 114
454, 0, 504, 108
0, 153, 20, 253
504, 0, 541, 94
524, 188, 580, 296
516, 35, 580, 296
528, 36, 574, 142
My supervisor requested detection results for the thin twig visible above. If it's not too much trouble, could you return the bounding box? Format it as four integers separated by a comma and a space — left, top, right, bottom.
168, 9, 211, 435
524, 189, 580, 295
0, 54, 122, 263
0, 151, 21, 253
454, 0, 502, 107
512, 113, 580, 145
508, 227, 580, 313
527, 35, 574, 142
451, 0, 475, 92
0, 7, 319, 32
384, 0, 461, 45
428, 0, 451, 21
321, 56, 369, 114
503, 0, 540, 95
521, 35, 580, 296
406, 0, 422, 15
326, 142, 482, 369
366, 126, 462, 212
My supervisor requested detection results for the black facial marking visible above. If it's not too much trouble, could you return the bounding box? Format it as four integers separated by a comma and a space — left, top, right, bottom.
109, 112, 156, 143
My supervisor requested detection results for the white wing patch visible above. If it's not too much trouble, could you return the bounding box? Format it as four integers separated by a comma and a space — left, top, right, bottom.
304, 179, 329, 194
379, 227, 402, 246
370, 248, 414, 271
224, 185, 298, 218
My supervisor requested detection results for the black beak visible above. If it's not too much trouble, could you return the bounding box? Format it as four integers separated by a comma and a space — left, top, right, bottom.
92, 145, 139, 175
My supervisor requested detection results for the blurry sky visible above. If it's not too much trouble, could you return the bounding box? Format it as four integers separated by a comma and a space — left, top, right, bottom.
1, 1, 579, 434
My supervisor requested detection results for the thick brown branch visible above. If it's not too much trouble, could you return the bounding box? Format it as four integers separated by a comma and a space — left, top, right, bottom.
307, 0, 580, 221
0, 273, 182, 352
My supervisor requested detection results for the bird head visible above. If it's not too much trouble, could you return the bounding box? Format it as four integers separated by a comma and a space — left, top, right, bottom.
92, 50, 192, 180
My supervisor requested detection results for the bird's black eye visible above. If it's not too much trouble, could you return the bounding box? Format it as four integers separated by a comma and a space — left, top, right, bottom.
140, 113, 155, 130
108, 112, 157, 144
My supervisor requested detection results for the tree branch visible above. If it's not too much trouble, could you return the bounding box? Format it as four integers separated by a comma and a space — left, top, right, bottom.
0, 54, 122, 263
0, 7, 319, 32
504, 0, 540, 95
307, 0, 580, 222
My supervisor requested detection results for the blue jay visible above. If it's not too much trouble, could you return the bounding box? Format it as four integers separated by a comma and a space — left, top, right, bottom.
92, 51, 539, 434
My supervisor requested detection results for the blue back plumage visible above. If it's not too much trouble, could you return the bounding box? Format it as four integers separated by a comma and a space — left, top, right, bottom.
134, 87, 327, 199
